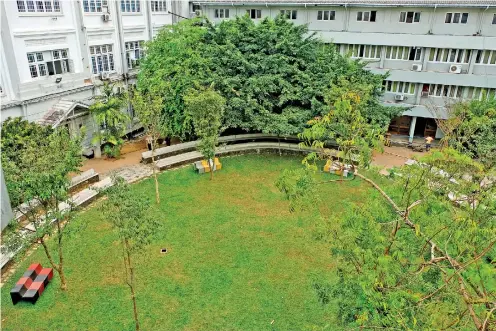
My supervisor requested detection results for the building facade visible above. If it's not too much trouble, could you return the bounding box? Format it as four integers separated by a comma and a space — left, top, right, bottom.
192, 0, 496, 141
0, 0, 189, 153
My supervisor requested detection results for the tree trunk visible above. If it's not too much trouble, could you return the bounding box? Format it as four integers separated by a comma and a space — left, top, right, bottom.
278, 135, 281, 156
209, 158, 214, 181
125, 240, 140, 331
40, 237, 66, 290
151, 136, 160, 204
56, 220, 67, 291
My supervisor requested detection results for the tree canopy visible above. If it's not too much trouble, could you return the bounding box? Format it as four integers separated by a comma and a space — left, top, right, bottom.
138, 16, 400, 139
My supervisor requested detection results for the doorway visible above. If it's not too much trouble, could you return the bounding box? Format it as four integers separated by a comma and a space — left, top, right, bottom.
414, 117, 426, 136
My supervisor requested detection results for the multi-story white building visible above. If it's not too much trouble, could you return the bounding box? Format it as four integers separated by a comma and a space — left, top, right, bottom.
192, 0, 496, 141
0, 0, 189, 153
2, 0, 495, 149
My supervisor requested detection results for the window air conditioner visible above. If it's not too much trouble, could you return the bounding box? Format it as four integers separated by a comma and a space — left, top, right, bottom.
449, 64, 462, 74
411, 64, 422, 71
394, 94, 405, 101
100, 71, 111, 80
195, 10, 202, 16
102, 14, 110, 22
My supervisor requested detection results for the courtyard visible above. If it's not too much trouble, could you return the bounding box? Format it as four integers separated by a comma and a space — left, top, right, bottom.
1, 155, 389, 330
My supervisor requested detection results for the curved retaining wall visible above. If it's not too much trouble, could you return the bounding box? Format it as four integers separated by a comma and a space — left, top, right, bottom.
142, 133, 300, 163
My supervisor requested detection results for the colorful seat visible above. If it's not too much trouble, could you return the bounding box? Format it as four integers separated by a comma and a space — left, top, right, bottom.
10, 264, 53, 305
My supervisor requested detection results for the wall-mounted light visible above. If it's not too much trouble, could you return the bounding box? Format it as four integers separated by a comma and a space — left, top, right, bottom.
55, 77, 62, 84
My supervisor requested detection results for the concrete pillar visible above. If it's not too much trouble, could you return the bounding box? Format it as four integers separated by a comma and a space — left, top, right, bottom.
468, 49, 477, 74
422, 47, 430, 71
415, 83, 422, 104
379, 46, 386, 69
409, 116, 417, 143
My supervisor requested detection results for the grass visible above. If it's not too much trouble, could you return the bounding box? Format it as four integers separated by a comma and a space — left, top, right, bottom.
1, 154, 381, 331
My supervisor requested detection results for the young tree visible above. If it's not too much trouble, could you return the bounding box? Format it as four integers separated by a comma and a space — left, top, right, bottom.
131, 88, 166, 204
89, 82, 129, 158
1, 125, 83, 291
101, 177, 159, 331
184, 86, 226, 180
299, 79, 384, 179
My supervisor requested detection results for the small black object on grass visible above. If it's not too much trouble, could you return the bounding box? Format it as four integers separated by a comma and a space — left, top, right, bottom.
160, 248, 168, 254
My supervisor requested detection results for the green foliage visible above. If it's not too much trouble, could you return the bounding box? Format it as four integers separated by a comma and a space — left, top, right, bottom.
139, 16, 399, 138
300, 79, 384, 172
1, 117, 53, 180
184, 85, 225, 162
1, 126, 83, 290
447, 97, 496, 167
89, 82, 129, 157
312, 149, 496, 329
101, 177, 160, 254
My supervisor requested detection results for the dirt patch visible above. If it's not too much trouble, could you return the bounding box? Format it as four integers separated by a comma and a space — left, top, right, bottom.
372, 146, 425, 169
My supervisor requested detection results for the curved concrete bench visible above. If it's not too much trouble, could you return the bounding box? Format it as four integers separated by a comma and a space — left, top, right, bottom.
154, 141, 333, 171
142, 133, 299, 163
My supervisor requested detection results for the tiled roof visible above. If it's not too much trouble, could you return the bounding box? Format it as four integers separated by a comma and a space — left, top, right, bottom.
193, 0, 496, 7
37, 99, 93, 128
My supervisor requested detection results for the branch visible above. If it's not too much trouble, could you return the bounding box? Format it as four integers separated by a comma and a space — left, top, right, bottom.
481, 306, 496, 331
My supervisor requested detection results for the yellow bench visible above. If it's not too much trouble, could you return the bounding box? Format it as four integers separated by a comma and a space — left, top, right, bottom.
200, 158, 222, 173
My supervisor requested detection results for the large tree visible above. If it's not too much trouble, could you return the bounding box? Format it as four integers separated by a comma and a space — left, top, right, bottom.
1, 122, 83, 291
138, 16, 400, 138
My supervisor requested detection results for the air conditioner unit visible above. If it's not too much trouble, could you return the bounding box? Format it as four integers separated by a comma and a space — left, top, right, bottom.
195, 9, 202, 16
394, 94, 405, 101
100, 71, 111, 80
421, 91, 429, 97
102, 13, 110, 22
449, 64, 462, 74
411, 64, 422, 72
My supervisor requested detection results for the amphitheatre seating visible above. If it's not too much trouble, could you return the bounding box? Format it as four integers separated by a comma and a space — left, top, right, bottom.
10, 263, 53, 305
155, 142, 317, 171
141, 133, 299, 163
69, 169, 100, 193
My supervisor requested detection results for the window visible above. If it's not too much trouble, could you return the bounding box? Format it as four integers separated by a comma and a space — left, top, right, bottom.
121, 0, 140, 13
27, 49, 71, 78
357, 11, 376, 22
492, 14, 496, 24
466, 87, 496, 100
90, 45, 115, 74
280, 10, 297, 20
475, 50, 496, 65
214, 9, 230, 18
429, 48, 471, 64
345, 44, 381, 59
151, 0, 166, 12
445, 12, 468, 24
83, 0, 108, 12
399, 11, 421, 23
17, 0, 60, 12
384, 80, 416, 95
428, 84, 463, 98
317, 10, 335, 21
247, 9, 261, 19
126, 41, 144, 70
385, 46, 421, 61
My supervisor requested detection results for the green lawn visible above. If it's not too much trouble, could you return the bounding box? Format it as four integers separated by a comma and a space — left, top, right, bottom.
1, 154, 381, 331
